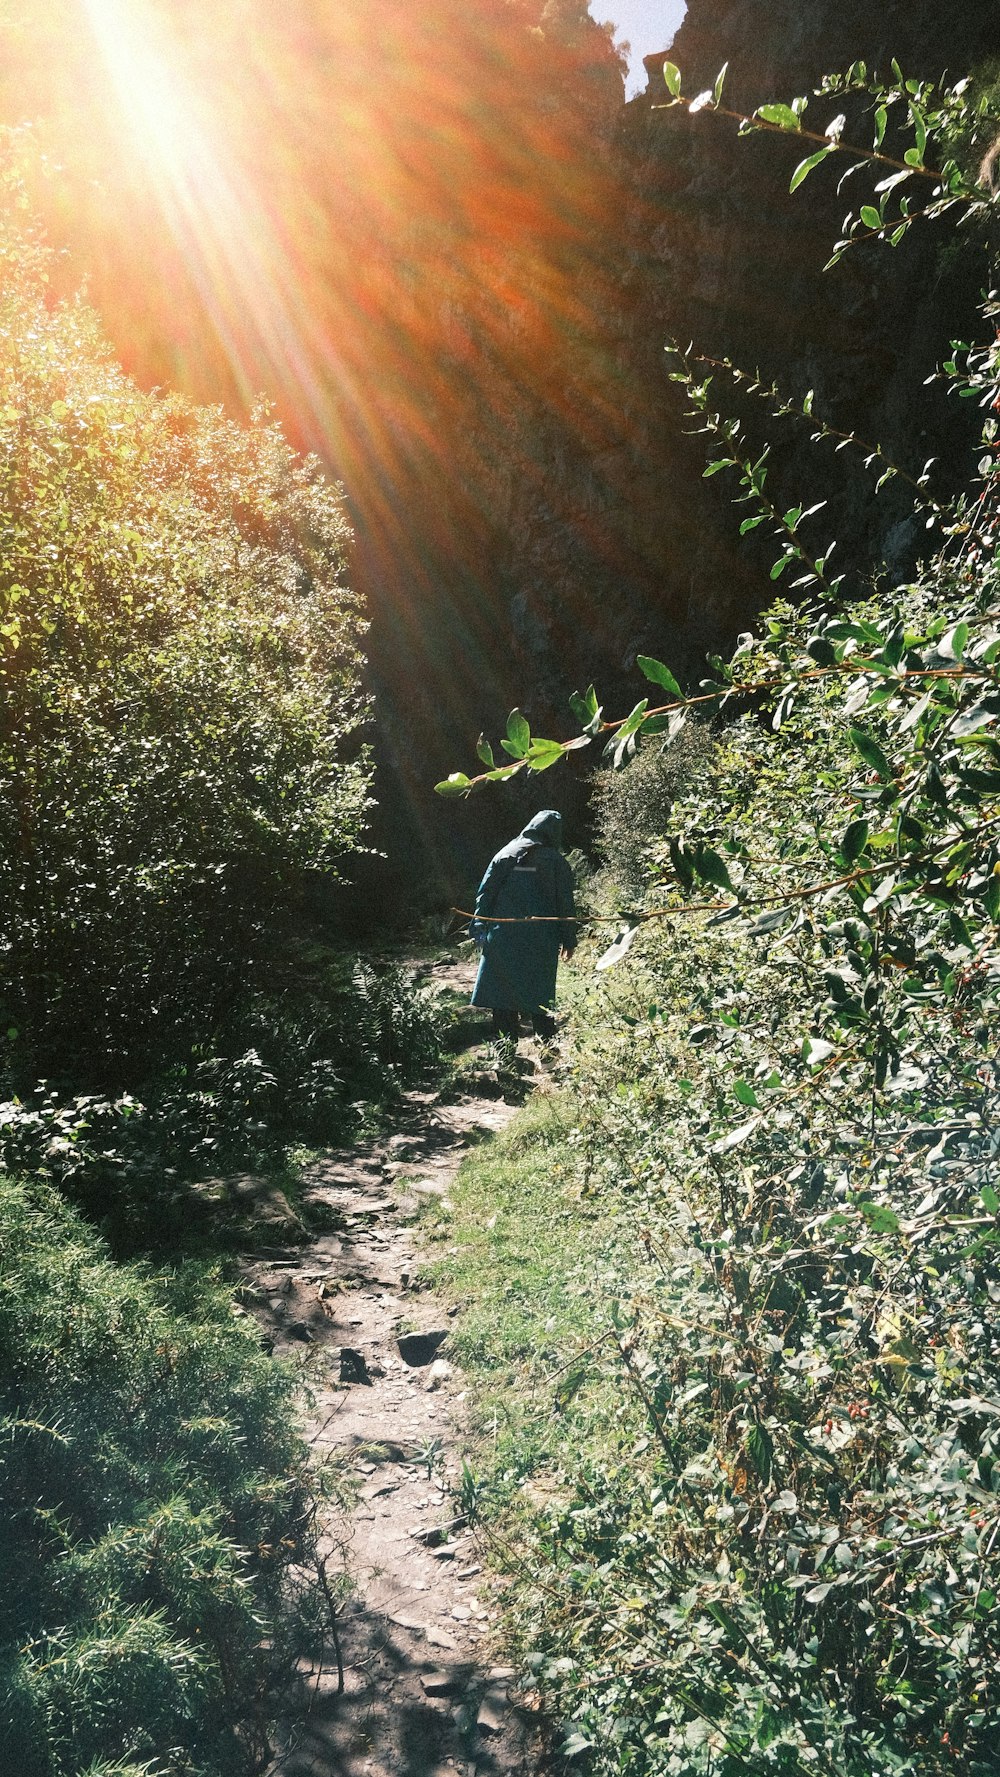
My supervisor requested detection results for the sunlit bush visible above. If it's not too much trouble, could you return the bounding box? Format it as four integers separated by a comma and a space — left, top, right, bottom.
439, 59, 1000, 1777
0, 141, 371, 1089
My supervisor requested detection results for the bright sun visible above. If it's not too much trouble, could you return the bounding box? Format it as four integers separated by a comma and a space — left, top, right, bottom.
81, 0, 196, 185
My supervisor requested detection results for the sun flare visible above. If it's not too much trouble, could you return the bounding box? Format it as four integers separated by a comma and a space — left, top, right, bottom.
81, 0, 193, 187
76, 0, 339, 438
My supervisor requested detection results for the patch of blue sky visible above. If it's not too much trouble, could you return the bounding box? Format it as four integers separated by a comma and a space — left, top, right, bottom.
589, 1, 687, 98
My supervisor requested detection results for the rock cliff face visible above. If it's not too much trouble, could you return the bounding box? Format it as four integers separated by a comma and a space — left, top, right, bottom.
360, 0, 998, 894
6, 0, 997, 900
384, 0, 998, 893
615, 0, 999, 650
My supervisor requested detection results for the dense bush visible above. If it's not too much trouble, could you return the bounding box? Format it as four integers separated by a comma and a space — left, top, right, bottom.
590, 724, 715, 894
0, 139, 370, 1090
0, 1176, 311, 1776
515, 586, 1000, 1772
439, 60, 1000, 1777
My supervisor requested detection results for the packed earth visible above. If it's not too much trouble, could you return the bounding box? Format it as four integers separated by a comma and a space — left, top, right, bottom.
239, 959, 547, 1777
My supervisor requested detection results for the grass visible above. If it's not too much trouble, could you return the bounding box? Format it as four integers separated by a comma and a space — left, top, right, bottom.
423, 1088, 655, 1515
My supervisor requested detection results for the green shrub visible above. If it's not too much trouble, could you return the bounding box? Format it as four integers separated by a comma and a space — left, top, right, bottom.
0, 1176, 310, 1776
512, 622, 1000, 1771
435, 60, 1000, 1777
590, 724, 716, 893
0, 951, 443, 1236
0, 141, 370, 1090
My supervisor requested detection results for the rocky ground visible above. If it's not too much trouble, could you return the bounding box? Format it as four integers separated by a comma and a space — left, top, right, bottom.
238, 957, 549, 1777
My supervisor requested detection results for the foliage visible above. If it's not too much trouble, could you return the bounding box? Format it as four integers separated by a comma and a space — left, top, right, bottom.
658, 54, 999, 263
435, 61, 1000, 1777
500, 582, 1000, 1773
0, 1175, 313, 1776
0, 138, 371, 1089
0, 949, 443, 1239
589, 725, 715, 895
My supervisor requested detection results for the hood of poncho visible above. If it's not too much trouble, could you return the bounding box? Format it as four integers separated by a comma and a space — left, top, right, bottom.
520, 809, 562, 847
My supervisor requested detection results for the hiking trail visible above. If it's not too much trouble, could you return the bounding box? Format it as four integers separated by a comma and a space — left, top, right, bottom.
239, 953, 549, 1777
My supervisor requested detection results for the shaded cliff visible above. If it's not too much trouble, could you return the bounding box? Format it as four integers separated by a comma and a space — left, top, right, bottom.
616, 0, 1000, 645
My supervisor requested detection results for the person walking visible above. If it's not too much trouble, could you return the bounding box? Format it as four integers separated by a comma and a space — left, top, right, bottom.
470, 809, 576, 1046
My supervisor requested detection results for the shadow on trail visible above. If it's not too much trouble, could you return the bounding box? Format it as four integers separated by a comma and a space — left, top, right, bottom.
257, 949, 552, 1777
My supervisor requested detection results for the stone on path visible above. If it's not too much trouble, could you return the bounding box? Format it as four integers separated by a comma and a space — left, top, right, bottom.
420, 1670, 460, 1696
339, 1347, 373, 1385
397, 1328, 448, 1366
477, 1689, 508, 1735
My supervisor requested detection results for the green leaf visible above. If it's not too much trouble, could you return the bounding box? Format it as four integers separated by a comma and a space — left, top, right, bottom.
713, 61, 728, 105
949, 910, 974, 950
476, 733, 495, 769
569, 684, 603, 736
696, 847, 734, 892
526, 738, 566, 773
839, 818, 869, 863
663, 60, 682, 97
751, 906, 793, 936
859, 1202, 901, 1235
981, 1185, 1000, 1216
942, 620, 969, 659
712, 1116, 761, 1155
434, 773, 472, 797
636, 655, 682, 698
734, 1079, 760, 1108
615, 699, 650, 743
757, 102, 801, 131
789, 146, 833, 192
860, 204, 883, 230
640, 711, 686, 740
954, 698, 1000, 739
874, 104, 888, 146
504, 708, 531, 758
849, 727, 893, 779
745, 1421, 773, 1482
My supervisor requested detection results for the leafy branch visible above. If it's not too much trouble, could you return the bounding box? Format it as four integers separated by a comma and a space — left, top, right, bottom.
654, 57, 994, 262
682, 349, 947, 519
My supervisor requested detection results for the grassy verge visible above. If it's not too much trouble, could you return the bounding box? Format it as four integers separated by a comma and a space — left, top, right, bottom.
423, 1084, 660, 1633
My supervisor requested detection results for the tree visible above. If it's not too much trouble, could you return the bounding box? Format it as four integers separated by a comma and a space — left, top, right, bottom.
0, 136, 371, 1087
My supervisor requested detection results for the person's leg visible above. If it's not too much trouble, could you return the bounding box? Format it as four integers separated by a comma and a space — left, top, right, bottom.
531, 1007, 556, 1039
492, 1009, 520, 1044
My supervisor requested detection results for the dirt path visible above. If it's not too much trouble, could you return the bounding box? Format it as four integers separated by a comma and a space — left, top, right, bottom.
240, 957, 547, 1777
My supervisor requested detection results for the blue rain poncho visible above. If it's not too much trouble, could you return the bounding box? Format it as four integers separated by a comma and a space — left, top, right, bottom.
470, 810, 576, 1013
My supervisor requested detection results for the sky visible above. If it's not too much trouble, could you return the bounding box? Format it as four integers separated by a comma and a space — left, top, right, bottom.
589, 0, 687, 97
